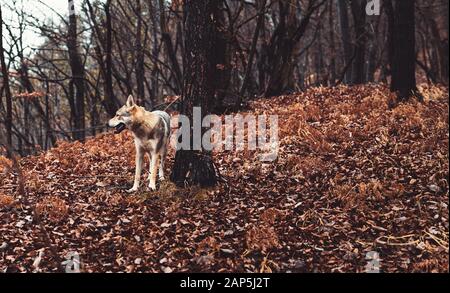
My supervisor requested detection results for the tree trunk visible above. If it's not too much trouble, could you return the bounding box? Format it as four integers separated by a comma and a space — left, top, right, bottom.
148, 0, 161, 102
366, 16, 381, 83
350, 0, 366, 85
170, 0, 218, 187
388, 0, 418, 102
263, 1, 293, 96
159, 0, 183, 94
443, 0, 449, 84
67, 1, 86, 141
328, 0, 337, 85
17, 61, 57, 148
104, 0, 118, 115
263, 1, 324, 97
0, 5, 12, 147
425, 5, 449, 85
240, 0, 267, 96
211, 0, 232, 113
336, 0, 352, 84
86, 0, 118, 117
135, 0, 146, 106
315, 25, 324, 85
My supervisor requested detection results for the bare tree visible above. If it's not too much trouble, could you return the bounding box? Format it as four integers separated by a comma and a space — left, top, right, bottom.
170, 0, 219, 187
134, 0, 146, 106
349, 0, 367, 85
336, 0, 352, 84
240, 0, 267, 96
263, 0, 326, 96
0, 5, 12, 147
387, 0, 419, 102
67, 0, 86, 141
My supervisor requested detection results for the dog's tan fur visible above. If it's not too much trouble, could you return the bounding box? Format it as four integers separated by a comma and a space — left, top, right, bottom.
108, 95, 170, 192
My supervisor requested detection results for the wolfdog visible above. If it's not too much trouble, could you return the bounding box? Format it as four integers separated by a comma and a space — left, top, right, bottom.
108, 95, 171, 192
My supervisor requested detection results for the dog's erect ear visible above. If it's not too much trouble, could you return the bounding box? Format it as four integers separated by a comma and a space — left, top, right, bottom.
126, 95, 136, 107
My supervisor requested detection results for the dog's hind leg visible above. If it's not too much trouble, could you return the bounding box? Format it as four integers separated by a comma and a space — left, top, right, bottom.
128, 147, 144, 193
149, 151, 160, 191
158, 145, 167, 181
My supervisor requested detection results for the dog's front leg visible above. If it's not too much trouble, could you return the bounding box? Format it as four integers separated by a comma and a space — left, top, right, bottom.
128, 147, 143, 193
148, 152, 160, 191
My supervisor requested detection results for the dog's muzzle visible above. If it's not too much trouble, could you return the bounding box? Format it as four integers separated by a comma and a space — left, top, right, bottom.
114, 123, 126, 134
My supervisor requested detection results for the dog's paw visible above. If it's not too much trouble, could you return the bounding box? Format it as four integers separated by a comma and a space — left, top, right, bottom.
159, 175, 165, 181
148, 183, 156, 191
126, 187, 138, 193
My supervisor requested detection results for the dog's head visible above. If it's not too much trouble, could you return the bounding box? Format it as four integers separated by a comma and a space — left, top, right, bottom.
108, 95, 137, 134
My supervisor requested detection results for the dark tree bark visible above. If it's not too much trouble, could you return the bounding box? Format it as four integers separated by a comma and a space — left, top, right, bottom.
211, 0, 232, 113
67, 1, 86, 141
424, 3, 449, 85
263, 0, 325, 97
104, 0, 118, 115
170, 0, 218, 187
148, 0, 161, 102
0, 5, 12, 147
336, 0, 352, 84
86, 0, 118, 116
134, 0, 146, 106
385, 0, 395, 78
17, 61, 57, 148
159, 0, 183, 94
443, 0, 449, 84
366, 15, 381, 83
328, 0, 337, 85
315, 24, 324, 85
388, 0, 419, 102
240, 0, 267, 96
349, 0, 366, 85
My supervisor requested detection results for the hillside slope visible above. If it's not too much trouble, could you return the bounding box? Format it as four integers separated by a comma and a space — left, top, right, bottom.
1, 84, 448, 272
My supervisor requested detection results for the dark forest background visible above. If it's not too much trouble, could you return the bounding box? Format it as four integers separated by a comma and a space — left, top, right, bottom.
0, 0, 448, 155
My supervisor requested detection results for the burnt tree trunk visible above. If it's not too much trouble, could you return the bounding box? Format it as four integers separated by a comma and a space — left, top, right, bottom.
388, 0, 419, 102
67, 1, 86, 141
170, 0, 218, 187
0, 5, 12, 147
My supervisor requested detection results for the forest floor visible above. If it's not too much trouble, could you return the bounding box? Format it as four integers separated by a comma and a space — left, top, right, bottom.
0, 84, 448, 273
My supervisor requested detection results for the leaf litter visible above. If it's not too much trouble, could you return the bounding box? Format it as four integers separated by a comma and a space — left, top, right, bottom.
0, 84, 448, 272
